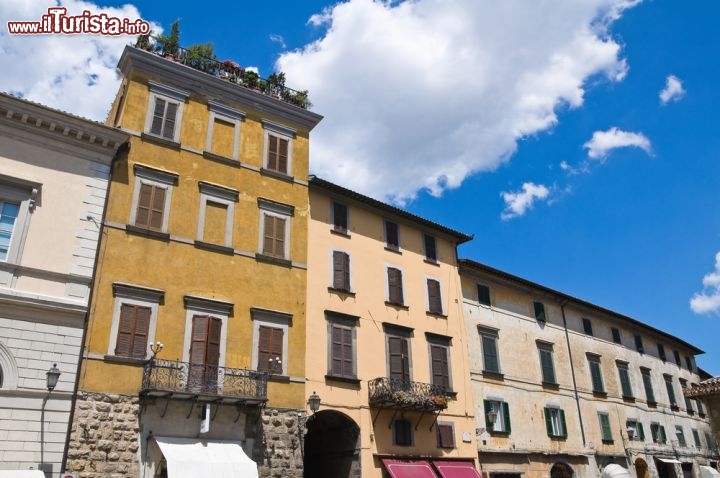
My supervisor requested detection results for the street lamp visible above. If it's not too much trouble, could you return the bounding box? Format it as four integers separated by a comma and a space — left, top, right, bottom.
46, 363, 61, 392
487, 408, 498, 428
308, 391, 321, 414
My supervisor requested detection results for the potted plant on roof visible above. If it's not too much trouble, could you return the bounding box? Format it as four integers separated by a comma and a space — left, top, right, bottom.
267, 72, 286, 99
185, 43, 216, 73
242, 70, 260, 90
156, 20, 180, 60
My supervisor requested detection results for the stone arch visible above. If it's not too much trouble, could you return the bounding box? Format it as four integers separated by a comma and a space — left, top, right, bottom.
304, 410, 360, 478
0, 341, 18, 389
550, 462, 574, 478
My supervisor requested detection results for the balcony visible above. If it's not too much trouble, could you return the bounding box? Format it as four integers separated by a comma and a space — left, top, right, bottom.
368, 377, 448, 411
134, 35, 311, 109
141, 359, 267, 405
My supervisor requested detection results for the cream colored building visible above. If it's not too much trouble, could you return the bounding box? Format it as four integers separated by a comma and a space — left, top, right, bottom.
305, 177, 478, 478
460, 259, 716, 478
0, 93, 127, 476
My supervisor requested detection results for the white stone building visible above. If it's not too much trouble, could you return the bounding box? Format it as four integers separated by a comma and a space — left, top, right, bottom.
0, 93, 128, 476
459, 259, 717, 478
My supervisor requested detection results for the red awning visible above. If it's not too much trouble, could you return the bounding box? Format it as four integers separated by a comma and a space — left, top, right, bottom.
433, 460, 482, 478
382, 458, 438, 478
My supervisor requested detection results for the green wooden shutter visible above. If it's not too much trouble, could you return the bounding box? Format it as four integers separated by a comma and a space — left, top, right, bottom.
150, 97, 165, 135
659, 425, 667, 443
544, 407, 553, 436
534, 302, 546, 321
503, 401, 511, 433
539, 348, 555, 383
482, 335, 499, 373
637, 422, 645, 440
163, 102, 178, 139
560, 409, 567, 438
599, 413, 612, 441
484, 400, 492, 428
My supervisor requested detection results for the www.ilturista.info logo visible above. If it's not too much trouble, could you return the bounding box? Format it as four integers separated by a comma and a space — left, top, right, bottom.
7, 7, 151, 35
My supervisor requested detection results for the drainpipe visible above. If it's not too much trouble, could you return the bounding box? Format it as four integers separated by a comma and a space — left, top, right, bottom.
560, 299, 586, 447
61, 140, 130, 473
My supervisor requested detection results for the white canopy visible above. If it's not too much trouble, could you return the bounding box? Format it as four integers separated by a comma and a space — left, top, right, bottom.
0, 472, 46, 478
700, 466, 720, 478
154, 436, 258, 478
658, 459, 682, 464
602, 464, 631, 478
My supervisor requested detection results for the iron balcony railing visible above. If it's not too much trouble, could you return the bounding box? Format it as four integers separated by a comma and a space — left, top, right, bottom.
142, 359, 267, 402
134, 35, 311, 109
368, 377, 448, 411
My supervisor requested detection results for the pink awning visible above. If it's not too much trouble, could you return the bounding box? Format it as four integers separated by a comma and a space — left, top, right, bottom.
382, 459, 438, 478
433, 460, 482, 478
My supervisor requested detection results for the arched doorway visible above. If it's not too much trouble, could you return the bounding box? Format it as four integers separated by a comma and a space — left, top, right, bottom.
550, 463, 574, 478
635, 458, 650, 478
304, 410, 360, 478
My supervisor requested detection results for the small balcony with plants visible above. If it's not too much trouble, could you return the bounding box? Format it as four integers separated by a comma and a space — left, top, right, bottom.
368, 377, 448, 411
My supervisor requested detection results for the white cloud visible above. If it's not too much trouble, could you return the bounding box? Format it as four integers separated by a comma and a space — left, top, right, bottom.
278, 0, 641, 202
583, 127, 652, 160
500, 182, 550, 220
659, 74, 685, 105
690, 252, 720, 315
0, 0, 160, 121
560, 160, 591, 176
269, 34, 286, 49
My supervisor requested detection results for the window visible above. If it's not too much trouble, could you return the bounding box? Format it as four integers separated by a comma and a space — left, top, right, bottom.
251, 308, 291, 375
108, 283, 163, 360
611, 327, 622, 344
428, 335, 451, 391
484, 399, 511, 434
674, 350, 681, 366
651, 423, 666, 444
257, 198, 294, 260
617, 361, 633, 398
262, 120, 295, 175
204, 100, 244, 160
537, 341, 556, 384
385, 220, 399, 251
587, 354, 605, 393
582, 318, 593, 336
332, 201, 348, 234
680, 379, 693, 413
696, 397, 705, 416
145, 81, 188, 142
634, 335, 644, 353
394, 419, 412, 446
598, 412, 613, 443
332, 250, 351, 292
685, 356, 693, 371
641, 368, 656, 404
420, 234, 436, 263
0, 201, 19, 262
478, 326, 500, 374
704, 432, 714, 450
326, 312, 358, 380
0, 177, 40, 260
477, 284, 491, 306
692, 429, 701, 448
676, 426, 687, 447
657, 343, 666, 361
436, 422, 455, 448
426, 278, 443, 315
129, 164, 177, 233
386, 266, 405, 306
626, 419, 645, 441
544, 407, 567, 438
534, 301, 546, 322
385, 325, 412, 383
664, 374, 678, 407
196, 182, 238, 248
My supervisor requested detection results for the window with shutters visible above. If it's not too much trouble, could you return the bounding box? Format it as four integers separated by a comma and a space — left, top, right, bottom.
426, 278, 443, 315
587, 354, 605, 394
705, 432, 714, 450
386, 266, 405, 306
477, 284, 491, 306
326, 312, 358, 381
484, 399, 511, 434
685, 355, 693, 371
385, 220, 400, 251
332, 202, 349, 234
144, 81, 188, 143
582, 318, 593, 336
635, 335, 644, 353
262, 120, 295, 176
196, 182, 238, 248
692, 429, 701, 448
641, 367, 656, 405
544, 407, 567, 438
188, 315, 222, 393
108, 283, 163, 360
0, 178, 38, 264
427, 334, 451, 392
679, 379, 694, 414
626, 419, 645, 442
257, 198, 294, 261
423, 233, 438, 262
675, 426, 687, 447
673, 350, 681, 366
533, 301, 546, 322
436, 422, 455, 448
598, 412, 613, 443
617, 361, 633, 399
331, 250, 351, 292
386, 332, 411, 384
251, 308, 291, 376
611, 327, 622, 344
651, 423, 666, 444
664, 374, 678, 408
696, 396, 705, 417
393, 419, 412, 446
478, 326, 500, 375
129, 165, 177, 234
537, 341, 556, 384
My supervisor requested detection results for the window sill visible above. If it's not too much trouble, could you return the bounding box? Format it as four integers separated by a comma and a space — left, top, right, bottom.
141, 132, 181, 150
593, 391, 608, 399
542, 381, 560, 391
670, 405, 679, 411
686, 410, 695, 416
194, 240, 234, 255
488, 431, 510, 437
325, 374, 361, 385
549, 435, 568, 441
126, 224, 170, 241
103, 354, 147, 366
622, 396, 636, 403
260, 167, 294, 183
426, 311, 447, 318
385, 301, 409, 310
482, 371, 504, 381
328, 287, 356, 297
424, 258, 439, 266
202, 151, 241, 167
255, 253, 292, 267
699, 413, 706, 418
444, 391, 458, 399
647, 401, 657, 408
385, 246, 401, 254
602, 440, 614, 445
330, 228, 351, 238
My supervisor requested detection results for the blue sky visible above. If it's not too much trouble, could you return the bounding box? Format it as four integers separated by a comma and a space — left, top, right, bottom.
2, 0, 719, 374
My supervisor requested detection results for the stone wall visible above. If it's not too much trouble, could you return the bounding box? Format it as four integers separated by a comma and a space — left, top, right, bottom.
254, 408, 306, 478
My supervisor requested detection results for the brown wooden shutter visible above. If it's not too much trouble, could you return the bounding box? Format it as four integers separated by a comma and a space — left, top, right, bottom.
207, 317, 222, 368
330, 325, 353, 378
333, 251, 350, 290
424, 234, 437, 261
163, 102, 178, 139
115, 304, 134, 356
258, 325, 271, 371
149, 186, 165, 231
274, 217, 285, 257
268, 136, 278, 171
387, 267, 403, 304
385, 221, 399, 249
427, 279, 442, 314
190, 315, 209, 365
431, 344, 449, 389
263, 215, 274, 255
271, 327, 283, 366
115, 304, 151, 358
388, 336, 409, 382
150, 97, 165, 135
278, 137, 288, 173
131, 306, 151, 358
135, 183, 152, 227
437, 424, 454, 448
